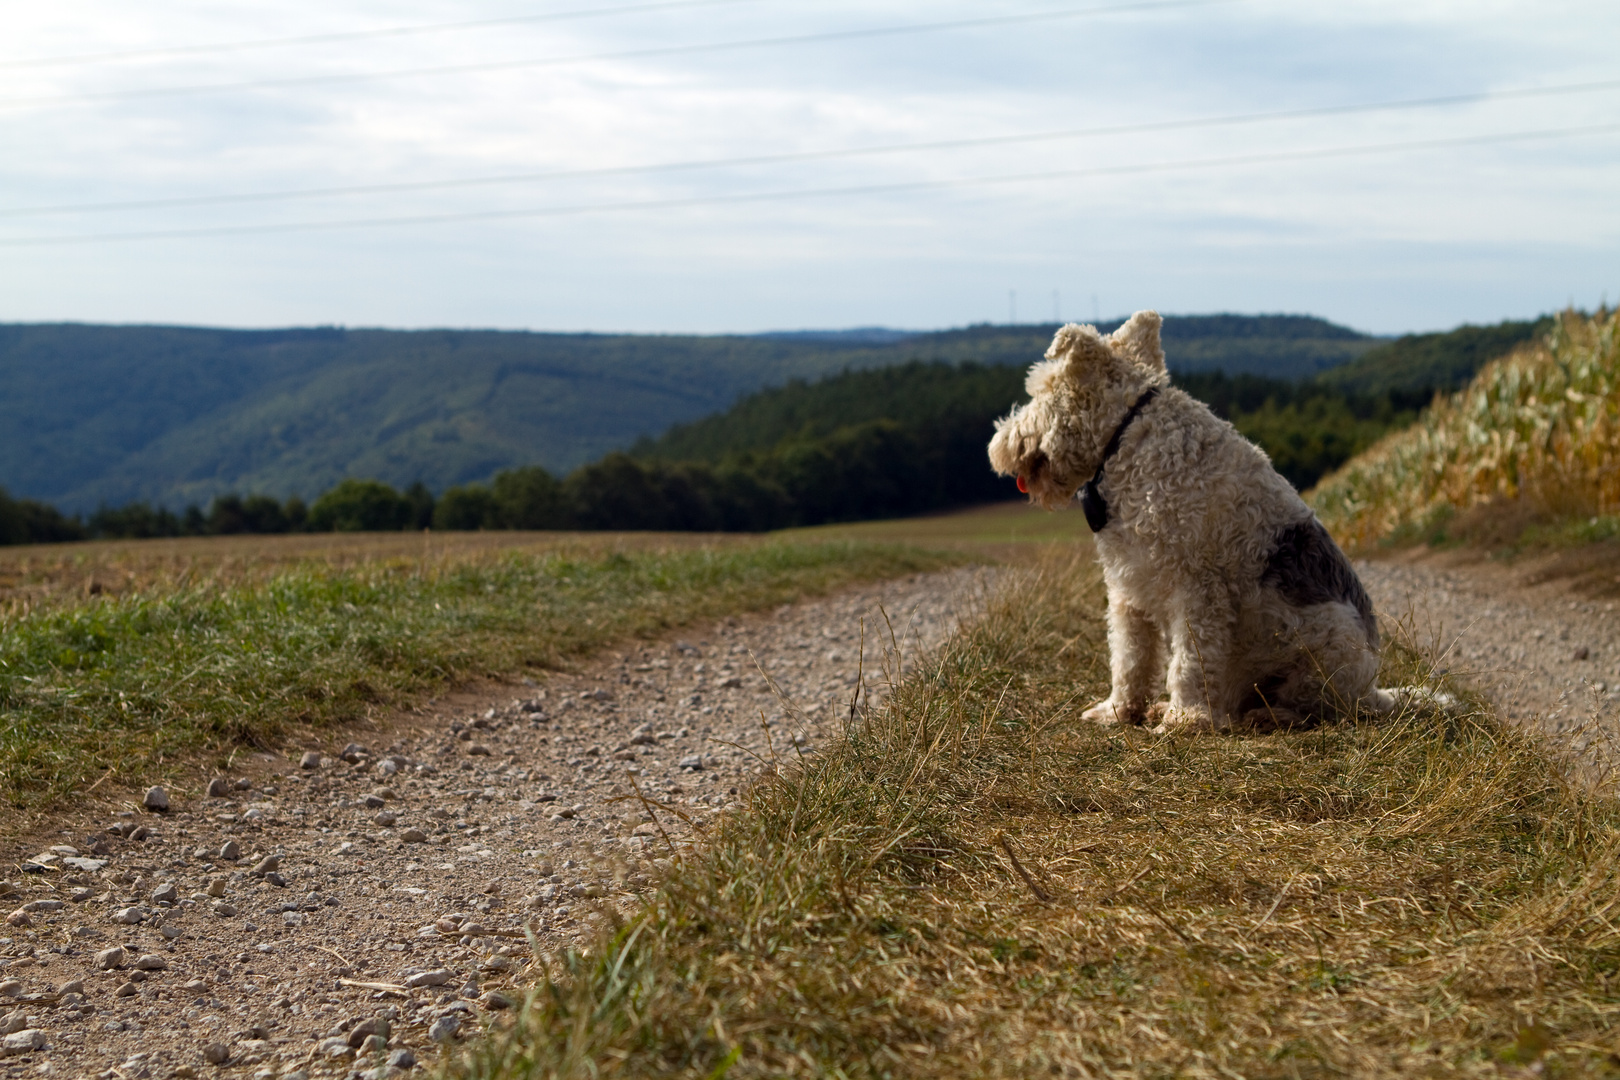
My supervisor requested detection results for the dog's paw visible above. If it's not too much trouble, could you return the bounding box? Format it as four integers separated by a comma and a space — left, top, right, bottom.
1150, 706, 1228, 735
1081, 698, 1140, 725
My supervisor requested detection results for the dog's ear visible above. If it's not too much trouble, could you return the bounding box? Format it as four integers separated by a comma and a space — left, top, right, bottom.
1109, 310, 1166, 373
1044, 323, 1115, 382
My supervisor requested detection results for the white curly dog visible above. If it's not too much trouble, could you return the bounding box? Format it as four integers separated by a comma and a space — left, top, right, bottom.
989, 310, 1405, 732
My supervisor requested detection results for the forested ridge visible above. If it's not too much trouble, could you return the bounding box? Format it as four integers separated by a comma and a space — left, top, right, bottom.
0, 315, 1373, 512
0, 314, 1551, 541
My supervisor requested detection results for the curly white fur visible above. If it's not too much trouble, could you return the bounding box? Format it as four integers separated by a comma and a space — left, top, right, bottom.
988, 311, 1397, 732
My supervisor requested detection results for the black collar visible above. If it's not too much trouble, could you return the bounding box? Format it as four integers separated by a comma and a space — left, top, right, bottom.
1078, 387, 1159, 533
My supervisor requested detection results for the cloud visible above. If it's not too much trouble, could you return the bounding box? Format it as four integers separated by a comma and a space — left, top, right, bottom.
1, 0, 1616, 333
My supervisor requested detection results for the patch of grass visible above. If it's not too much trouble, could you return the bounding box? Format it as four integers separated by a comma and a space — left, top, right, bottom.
459, 552, 1620, 1078
0, 538, 952, 811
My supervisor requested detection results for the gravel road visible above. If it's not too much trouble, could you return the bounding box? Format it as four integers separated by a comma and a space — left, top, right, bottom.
0, 567, 993, 1080
1358, 555, 1620, 763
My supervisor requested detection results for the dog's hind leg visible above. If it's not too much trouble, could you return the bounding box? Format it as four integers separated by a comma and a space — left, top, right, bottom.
1081, 596, 1162, 725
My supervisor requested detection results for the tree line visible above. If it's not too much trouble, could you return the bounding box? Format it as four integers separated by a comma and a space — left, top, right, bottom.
1, 319, 1547, 546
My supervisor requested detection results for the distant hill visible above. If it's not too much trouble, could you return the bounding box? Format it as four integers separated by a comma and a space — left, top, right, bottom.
0, 314, 1377, 511
1315, 316, 1552, 399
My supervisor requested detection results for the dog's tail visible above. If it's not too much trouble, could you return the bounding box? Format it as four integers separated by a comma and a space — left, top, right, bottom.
1366, 685, 1462, 716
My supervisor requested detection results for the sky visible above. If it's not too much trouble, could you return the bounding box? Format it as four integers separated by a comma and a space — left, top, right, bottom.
1, 0, 1616, 336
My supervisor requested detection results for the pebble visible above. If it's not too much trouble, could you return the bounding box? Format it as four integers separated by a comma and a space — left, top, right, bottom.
95, 946, 128, 970
388, 1048, 416, 1069
150, 883, 178, 904
211, 902, 238, 917
404, 969, 452, 989
251, 855, 280, 874
1, 1029, 45, 1055
299, 751, 322, 769
0, 981, 18, 998
205, 876, 228, 897
678, 755, 704, 771
134, 955, 168, 971
115, 982, 138, 998
427, 1016, 459, 1043
0, 1012, 25, 1036
400, 829, 428, 844
112, 907, 144, 925
219, 840, 241, 861
143, 786, 169, 812
2, 911, 29, 928
206, 778, 230, 798
201, 1041, 230, 1064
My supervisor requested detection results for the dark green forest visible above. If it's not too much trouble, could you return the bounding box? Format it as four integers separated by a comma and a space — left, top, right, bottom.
0, 314, 1550, 543
0, 315, 1374, 513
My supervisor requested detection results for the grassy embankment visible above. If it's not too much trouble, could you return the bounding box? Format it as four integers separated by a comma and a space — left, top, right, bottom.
1312, 309, 1619, 558
0, 530, 964, 814
454, 551, 1620, 1078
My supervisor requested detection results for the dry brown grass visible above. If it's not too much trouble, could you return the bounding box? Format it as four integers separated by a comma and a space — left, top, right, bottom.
458, 550, 1620, 1078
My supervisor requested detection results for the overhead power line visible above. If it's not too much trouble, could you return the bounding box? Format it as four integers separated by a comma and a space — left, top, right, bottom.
0, 0, 769, 70
5, 77, 1617, 219
0, 0, 1237, 110
3, 121, 1614, 247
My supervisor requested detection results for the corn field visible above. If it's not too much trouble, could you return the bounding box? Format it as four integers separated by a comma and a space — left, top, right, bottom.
1311, 309, 1620, 549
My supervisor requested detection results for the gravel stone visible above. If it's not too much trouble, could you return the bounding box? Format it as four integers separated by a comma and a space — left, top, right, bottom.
1, 1029, 46, 1055
201, 1041, 230, 1064
95, 946, 128, 970
0, 982, 18, 998
427, 1016, 459, 1043
206, 777, 230, 797
400, 829, 428, 843
150, 882, 178, 904
299, 751, 322, 769
111, 906, 144, 925
134, 954, 168, 971
142, 786, 169, 812
388, 1047, 417, 1069
404, 969, 452, 988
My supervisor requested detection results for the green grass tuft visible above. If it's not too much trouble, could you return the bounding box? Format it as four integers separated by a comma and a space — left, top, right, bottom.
0, 539, 951, 811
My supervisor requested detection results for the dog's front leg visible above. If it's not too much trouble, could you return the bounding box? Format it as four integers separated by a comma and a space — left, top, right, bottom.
1157, 590, 1239, 732
1081, 595, 1161, 725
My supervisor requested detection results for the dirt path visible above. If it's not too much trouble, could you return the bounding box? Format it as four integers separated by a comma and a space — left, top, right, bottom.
0, 567, 994, 1080
1357, 554, 1620, 763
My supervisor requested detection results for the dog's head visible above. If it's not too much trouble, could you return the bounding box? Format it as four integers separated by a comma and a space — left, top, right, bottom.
988, 310, 1169, 509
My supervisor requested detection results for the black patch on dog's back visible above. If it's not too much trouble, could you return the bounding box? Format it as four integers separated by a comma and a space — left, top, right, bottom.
1262, 519, 1377, 646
